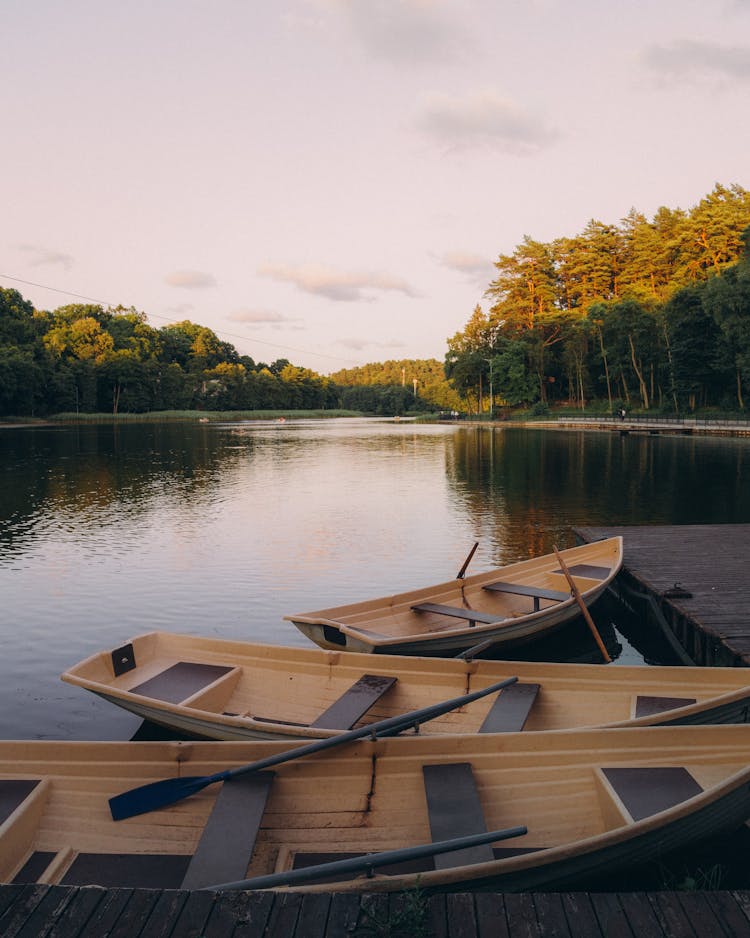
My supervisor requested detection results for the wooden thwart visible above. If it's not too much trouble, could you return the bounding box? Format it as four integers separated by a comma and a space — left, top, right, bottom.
0, 779, 40, 824
311, 674, 397, 729
252, 674, 398, 729
423, 763, 494, 869
61, 852, 190, 889
482, 581, 569, 612
411, 603, 503, 626
602, 766, 703, 822
634, 695, 697, 719
479, 683, 540, 733
130, 662, 234, 704
181, 772, 275, 889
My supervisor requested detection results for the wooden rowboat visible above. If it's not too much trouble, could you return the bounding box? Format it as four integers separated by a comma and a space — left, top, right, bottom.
285, 537, 623, 655
62, 629, 750, 742
3, 726, 750, 892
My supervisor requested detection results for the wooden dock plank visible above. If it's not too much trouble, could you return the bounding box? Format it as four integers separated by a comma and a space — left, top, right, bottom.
2, 886, 750, 936
0, 885, 54, 938
647, 891, 698, 937
705, 892, 750, 937
13, 885, 76, 938
167, 890, 216, 938
0, 885, 25, 921
445, 893, 479, 938
559, 893, 601, 938
324, 893, 361, 937
474, 893, 510, 938
42, 885, 106, 938
264, 891, 303, 937
532, 892, 573, 937
575, 524, 750, 666
104, 888, 162, 938
131, 890, 189, 938
503, 893, 541, 938
216, 891, 274, 938
77, 888, 136, 938
589, 893, 635, 937
295, 894, 332, 938
614, 892, 666, 937
426, 893, 450, 938
675, 892, 736, 937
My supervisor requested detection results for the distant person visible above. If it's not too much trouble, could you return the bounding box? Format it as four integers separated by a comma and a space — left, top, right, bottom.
619, 408, 626, 421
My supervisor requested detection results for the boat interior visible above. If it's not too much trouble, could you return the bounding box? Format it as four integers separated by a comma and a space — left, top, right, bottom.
0, 731, 747, 891
63, 632, 750, 735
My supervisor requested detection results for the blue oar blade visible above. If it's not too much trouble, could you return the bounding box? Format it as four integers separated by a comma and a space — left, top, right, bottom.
109, 773, 222, 821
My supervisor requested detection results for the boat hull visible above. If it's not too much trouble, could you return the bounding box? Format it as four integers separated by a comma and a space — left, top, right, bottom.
286, 537, 623, 655
62, 629, 750, 743
3, 726, 750, 893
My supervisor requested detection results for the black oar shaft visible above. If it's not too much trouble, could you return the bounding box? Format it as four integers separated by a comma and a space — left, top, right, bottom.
206, 825, 528, 891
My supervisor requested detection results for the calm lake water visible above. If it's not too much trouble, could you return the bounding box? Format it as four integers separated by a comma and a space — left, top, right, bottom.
2, 417, 750, 742
4, 417, 750, 889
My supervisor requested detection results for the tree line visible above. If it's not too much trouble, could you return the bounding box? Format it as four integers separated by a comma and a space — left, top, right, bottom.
0, 292, 453, 417
447, 183, 750, 413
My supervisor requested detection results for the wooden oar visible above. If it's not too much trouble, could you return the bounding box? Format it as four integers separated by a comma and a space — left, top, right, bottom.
207, 825, 528, 891
109, 675, 519, 821
553, 545, 611, 663
456, 541, 479, 579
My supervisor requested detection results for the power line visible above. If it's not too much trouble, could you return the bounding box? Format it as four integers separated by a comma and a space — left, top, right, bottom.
0, 273, 361, 369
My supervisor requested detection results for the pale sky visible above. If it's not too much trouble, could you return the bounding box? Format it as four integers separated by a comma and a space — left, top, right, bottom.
2, 0, 749, 373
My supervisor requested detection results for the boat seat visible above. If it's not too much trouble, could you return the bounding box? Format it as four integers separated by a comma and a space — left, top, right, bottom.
129, 662, 234, 704
554, 563, 610, 580
482, 581, 569, 612
601, 767, 703, 822
411, 603, 503, 626
61, 852, 191, 888
634, 695, 696, 719
422, 762, 494, 869
0, 779, 41, 824
310, 674, 397, 729
479, 683, 540, 733
252, 674, 398, 730
180, 771, 275, 889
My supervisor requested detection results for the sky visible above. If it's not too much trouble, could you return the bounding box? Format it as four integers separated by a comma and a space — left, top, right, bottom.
2, 1, 750, 374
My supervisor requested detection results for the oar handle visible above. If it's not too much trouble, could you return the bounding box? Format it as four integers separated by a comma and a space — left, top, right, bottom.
457, 541, 479, 579
225, 674, 519, 781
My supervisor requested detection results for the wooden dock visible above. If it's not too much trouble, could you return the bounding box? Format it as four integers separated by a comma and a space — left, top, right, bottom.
556, 417, 750, 437
2, 884, 750, 937
575, 524, 750, 668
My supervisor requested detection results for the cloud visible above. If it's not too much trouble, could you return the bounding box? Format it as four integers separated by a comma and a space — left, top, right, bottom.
437, 250, 495, 283
331, 0, 470, 65
227, 308, 300, 325
641, 40, 750, 81
164, 270, 217, 289
415, 91, 560, 154
337, 337, 407, 351
16, 244, 74, 271
258, 262, 421, 302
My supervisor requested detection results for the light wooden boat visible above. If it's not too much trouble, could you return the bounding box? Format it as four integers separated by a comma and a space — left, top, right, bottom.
61, 629, 750, 742
285, 537, 623, 655
3, 726, 750, 892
